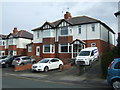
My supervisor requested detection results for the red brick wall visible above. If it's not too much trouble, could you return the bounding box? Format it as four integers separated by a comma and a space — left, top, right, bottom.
8, 45, 17, 50
17, 48, 27, 56
0, 46, 5, 50
58, 53, 72, 59
59, 36, 73, 43
43, 38, 55, 44
43, 53, 56, 58
83, 39, 114, 54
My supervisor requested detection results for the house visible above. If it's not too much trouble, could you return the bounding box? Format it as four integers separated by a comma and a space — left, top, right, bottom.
1, 27, 33, 56
115, 11, 120, 37
0, 34, 7, 56
29, 12, 115, 60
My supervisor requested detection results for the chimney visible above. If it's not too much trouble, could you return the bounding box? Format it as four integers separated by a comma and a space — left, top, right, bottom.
64, 12, 72, 19
13, 27, 18, 34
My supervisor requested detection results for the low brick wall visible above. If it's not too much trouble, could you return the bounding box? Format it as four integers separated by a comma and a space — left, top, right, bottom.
61, 64, 72, 71
14, 64, 32, 71
14, 63, 72, 71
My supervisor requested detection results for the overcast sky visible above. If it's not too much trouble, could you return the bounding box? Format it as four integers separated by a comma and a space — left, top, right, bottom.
0, 1, 119, 39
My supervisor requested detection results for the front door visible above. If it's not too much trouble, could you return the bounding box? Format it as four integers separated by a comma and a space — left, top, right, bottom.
36, 46, 40, 56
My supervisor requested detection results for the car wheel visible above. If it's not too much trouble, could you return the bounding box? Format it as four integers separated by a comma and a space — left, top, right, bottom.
89, 60, 92, 66
5, 63, 9, 68
44, 66, 49, 72
58, 64, 62, 70
112, 80, 120, 90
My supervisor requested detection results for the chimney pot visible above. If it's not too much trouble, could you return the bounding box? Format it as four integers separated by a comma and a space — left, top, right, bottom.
64, 12, 72, 19
13, 27, 18, 34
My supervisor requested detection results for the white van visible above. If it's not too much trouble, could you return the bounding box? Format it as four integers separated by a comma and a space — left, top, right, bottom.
75, 47, 99, 65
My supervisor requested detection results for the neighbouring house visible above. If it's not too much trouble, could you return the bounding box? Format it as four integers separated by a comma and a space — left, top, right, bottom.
0, 34, 7, 56
115, 11, 120, 37
29, 12, 115, 60
1, 27, 33, 56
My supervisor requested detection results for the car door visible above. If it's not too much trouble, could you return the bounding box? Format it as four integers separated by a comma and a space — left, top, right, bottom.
90, 50, 95, 61
51, 59, 59, 69
114, 61, 120, 76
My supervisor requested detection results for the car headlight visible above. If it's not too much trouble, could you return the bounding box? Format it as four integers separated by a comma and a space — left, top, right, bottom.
1, 62, 5, 64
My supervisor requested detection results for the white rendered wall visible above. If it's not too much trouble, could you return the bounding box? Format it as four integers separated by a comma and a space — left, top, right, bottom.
16, 38, 32, 48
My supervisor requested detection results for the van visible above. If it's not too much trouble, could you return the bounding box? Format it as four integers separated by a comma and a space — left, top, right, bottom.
75, 47, 99, 65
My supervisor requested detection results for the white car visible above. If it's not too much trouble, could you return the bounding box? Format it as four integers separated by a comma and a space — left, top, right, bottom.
32, 58, 63, 72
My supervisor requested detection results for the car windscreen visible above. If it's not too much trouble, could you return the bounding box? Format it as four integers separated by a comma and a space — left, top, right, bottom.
79, 51, 90, 56
38, 59, 49, 63
14, 58, 20, 61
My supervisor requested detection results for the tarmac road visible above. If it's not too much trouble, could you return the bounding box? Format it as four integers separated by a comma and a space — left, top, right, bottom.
1, 60, 113, 89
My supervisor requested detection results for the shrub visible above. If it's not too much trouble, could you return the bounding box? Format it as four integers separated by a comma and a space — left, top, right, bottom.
101, 36, 120, 78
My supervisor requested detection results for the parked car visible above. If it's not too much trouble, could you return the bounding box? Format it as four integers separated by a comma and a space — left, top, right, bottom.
12, 56, 36, 66
32, 58, 63, 72
75, 47, 99, 65
107, 58, 120, 90
1, 55, 21, 68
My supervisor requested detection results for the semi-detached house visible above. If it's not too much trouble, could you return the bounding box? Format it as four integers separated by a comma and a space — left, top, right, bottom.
27, 12, 115, 60
0, 28, 33, 56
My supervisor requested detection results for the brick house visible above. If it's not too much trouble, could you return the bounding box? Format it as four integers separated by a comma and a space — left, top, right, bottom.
115, 11, 120, 37
28, 12, 115, 60
0, 34, 7, 56
1, 28, 33, 56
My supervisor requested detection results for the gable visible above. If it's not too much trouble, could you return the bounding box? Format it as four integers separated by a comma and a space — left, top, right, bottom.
57, 20, 71, 28
42, 22, 53, 30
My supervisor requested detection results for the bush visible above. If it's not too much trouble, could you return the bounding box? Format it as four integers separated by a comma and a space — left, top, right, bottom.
101, 36, 120, 78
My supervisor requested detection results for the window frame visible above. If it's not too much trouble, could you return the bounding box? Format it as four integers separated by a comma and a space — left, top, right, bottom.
78, 25, 81, 34
91, 24, 95, 32
60, 27, 69, 36
43, 44, 55, 53
59, 43, 71, 53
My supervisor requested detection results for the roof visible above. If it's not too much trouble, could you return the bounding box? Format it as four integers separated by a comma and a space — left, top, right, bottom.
114, 11, 120, 17
32, 15, 115, 34
7, 30, 33, 40
0, 34, 7, 39
26, 42, 33, 46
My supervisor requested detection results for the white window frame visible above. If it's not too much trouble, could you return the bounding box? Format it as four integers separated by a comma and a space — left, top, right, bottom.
92, 24, 95, 32
59, 43, 71, 53
60, 27, 69, 36
28, 45, 32, 52
43, 29, 55, 38
43, 44, 55, 53
36, 31, 39, 39
91, 43, 96, 47
78, 25, 81, 34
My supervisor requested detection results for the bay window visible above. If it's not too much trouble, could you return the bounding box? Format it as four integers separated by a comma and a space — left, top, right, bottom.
43, 44, 54, 53
59, 43, 71, 53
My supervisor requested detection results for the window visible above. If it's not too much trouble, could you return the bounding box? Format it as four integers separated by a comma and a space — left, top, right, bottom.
2, 41, 5, 46
78, 26, 81, 34
59, 43, 71, 53
43, 29, 54, 37
91, 43, 96, 47
43, 44, 54, 53
114, 62, 120, 69
51, 59, 59, 62
92, 24, 95, 31
36, 31, 39, 38
28, 46, 32, 52
61, 27, 68, 35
